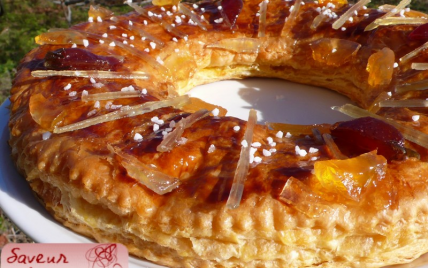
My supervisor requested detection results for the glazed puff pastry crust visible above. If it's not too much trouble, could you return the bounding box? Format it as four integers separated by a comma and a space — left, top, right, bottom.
8, 0, 428, 267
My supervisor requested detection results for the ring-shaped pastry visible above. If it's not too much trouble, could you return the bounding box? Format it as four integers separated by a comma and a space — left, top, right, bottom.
8, 0, 428, 267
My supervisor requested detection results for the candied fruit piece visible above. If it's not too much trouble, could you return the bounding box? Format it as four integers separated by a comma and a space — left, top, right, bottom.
182, 97, 227, 116
152, 0, 180, 6
35, 30, 85, 45
314, 151, 387, 202
330, 117, 405, 161
408, 23, 428, 41
366, 47, 395, 87
266, 122, 330, 136
221, 0, 243, 27
88, 5, 114, 20
44, 48, 121, 71
29, 93, 61, 130
310, 38, 361, 67
279, 177, 333, 218
163, 51, 196, 89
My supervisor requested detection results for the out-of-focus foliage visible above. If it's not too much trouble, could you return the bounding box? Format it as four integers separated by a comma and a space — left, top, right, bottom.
0, 0, 131, 103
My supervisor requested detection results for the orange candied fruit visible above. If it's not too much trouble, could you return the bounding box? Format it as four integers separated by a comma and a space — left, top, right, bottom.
366, 47, 395, 87
88, 5, 114, 20
152, 0, 180, 6
310, 38, 361, 67
314, 151, 387, 202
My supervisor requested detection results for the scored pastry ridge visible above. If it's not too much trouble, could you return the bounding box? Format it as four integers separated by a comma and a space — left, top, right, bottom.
8, 0, 428, 267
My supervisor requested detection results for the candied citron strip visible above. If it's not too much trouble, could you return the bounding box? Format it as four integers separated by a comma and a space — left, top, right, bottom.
365, 0, 411, 31
54, 95, 190, 133
226, 109, 257, 209
258, 0, 269, 37
109, 145, 180, 195
32, 70, 149, 80
178, 3, 207, 31
157, 109, 210, 152
332, 0, 371, 30
314, 151, 387, 202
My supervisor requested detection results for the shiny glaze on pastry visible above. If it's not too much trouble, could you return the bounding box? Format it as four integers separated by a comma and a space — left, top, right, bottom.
8, 0, 428, 267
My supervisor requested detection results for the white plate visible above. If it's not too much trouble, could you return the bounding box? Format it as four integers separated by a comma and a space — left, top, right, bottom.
0, 78, 427, 268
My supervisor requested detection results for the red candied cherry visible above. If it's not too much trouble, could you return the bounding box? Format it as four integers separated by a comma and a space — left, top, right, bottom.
221, 0, 243, 27
44, 48, 121, 71
409, 23, 428, 41
330, 117, 405, 161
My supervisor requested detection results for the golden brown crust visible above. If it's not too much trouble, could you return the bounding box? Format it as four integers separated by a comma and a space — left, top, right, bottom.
8, 0, 428, 267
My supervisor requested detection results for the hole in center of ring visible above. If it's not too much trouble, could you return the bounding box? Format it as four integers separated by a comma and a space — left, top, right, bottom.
187, 78, 351, 125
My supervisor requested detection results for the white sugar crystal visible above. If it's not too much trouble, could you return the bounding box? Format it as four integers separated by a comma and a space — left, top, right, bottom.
412, 115, 420, 122
276, 131, 284, 138
295, 145, 307, 157
42, 132, 52, 140
208, 144, 216, 153
233, 126, 240, 132
87, 109, 97, 117
64, 83, 72, 91
134, 133, 143, 141
241, 140, 248, 148
212, 108, 219, 116
153, 124, 160, 131
309, 147, 319, 154
214, 18, 223, 23
253, 156, 262, 163
251, 142, 262, 148
178, 137, 187, 145
263, 149, 271, 157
